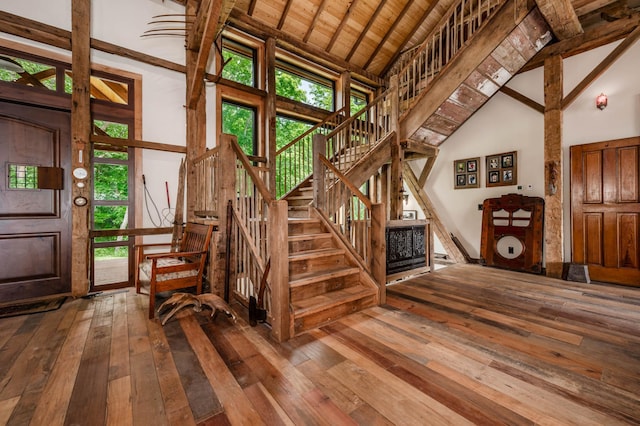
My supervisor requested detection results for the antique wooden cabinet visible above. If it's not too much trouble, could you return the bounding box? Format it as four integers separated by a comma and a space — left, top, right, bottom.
480, 194, 544, 273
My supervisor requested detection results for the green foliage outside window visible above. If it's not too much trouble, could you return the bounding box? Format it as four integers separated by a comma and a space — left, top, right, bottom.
0, 57, 56, 90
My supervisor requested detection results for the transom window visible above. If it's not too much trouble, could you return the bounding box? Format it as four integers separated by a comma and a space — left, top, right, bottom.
221, 38, 256, 87
276, 60, 334, 111
0, 49, 130, 105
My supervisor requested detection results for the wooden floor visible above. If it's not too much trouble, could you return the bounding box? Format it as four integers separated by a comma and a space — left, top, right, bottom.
1, 264, 639, 425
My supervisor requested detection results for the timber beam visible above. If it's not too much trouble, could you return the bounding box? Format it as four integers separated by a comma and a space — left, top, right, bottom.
522, 11, 640, 72
403, 164, 466, 264
186, 0, 224, 109
535, 0, 583, 40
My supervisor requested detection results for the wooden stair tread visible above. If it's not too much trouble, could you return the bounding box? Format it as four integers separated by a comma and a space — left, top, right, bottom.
290, 265, 361, 287
291, 285, 376, 317
288, 232, 332, 242
289, 247, 344, 261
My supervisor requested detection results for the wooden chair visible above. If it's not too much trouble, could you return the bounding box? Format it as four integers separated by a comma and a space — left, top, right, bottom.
136, 222, 214, 319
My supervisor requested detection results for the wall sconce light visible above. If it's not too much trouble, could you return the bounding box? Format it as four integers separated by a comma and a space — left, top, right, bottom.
596, 92, 608, 110
402, 193, 409, 204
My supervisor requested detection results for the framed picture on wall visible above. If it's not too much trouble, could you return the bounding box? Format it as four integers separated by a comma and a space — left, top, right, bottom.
486, 151, 517, 187
454, 156, 480, 189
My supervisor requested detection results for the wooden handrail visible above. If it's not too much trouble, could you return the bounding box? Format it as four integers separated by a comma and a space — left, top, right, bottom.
231, 140, 274, 204
318, 155, 372, 210
276, 106, 347, 155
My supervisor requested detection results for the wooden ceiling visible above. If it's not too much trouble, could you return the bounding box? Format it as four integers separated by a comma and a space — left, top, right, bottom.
176, 0, 640, 83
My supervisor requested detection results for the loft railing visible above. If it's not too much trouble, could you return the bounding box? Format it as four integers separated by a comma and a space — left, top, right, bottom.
397, 0, 505, 115
275, 106, 347, 198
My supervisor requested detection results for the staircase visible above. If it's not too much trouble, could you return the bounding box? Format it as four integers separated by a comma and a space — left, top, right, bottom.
287, 215, 378, 336
275, 0, 552, 337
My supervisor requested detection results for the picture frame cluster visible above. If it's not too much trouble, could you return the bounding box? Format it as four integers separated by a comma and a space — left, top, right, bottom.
453, 151, 517, 189
453, 157, 480, 189
486, 151, 517, 188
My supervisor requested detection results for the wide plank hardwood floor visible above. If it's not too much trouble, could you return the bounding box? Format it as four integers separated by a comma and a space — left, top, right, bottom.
0, 263, 639, 425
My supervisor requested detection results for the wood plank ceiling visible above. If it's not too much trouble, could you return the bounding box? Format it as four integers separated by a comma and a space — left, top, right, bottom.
216, 0, 640, 81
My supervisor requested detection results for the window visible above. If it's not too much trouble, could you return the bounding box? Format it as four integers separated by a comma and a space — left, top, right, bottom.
91, 120, 134, 289
7, 164, 38, 189
221, 38, 256, 87
351, 88, 369, 115
0, 55, 56, 91
276, 61, 334, 111
0, 48, 130, 105
222, 101, 257, 156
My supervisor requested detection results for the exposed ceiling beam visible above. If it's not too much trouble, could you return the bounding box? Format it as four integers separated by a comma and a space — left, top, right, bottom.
277, 0, 294, 30
363, 0, 414, 69
381, 0, 440, 76
345, 0, 389, 63
326, 0, 361, 53
187, 0, 224, 109
304, 0, 329, 43
228, 8, 383, 86
562, 24, 640, 109
521, 11, 640, 71
535, 0, 584, 39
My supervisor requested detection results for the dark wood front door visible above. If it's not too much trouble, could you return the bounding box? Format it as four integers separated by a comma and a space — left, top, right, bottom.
571, 137, 640, 286
0, 101, 72, 301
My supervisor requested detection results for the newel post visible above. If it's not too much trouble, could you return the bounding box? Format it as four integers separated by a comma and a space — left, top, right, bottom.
371, 203, 386, 304
312, 134, 326, 209
268, 200, 290, 342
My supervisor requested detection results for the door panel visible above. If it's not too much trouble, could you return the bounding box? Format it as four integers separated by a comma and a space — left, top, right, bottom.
0, 101, 71, 301
571, 138, 640, 286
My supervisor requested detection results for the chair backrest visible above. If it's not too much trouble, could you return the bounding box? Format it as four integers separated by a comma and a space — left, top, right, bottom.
179, 223, 214, 255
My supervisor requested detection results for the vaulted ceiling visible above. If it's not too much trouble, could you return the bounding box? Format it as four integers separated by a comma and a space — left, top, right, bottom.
225, 0, 640, 80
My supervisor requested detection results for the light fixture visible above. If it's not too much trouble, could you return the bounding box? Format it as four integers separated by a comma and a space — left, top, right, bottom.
596, 92, 608, 110
0, 55, 24, 73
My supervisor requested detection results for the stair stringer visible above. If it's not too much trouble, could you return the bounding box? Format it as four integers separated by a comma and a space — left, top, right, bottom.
400, 4, 553, 145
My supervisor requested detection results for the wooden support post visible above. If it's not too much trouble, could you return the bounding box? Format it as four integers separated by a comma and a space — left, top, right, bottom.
388, 76, 403, 220
268, 200, 290, 342
544, 55, 564, 278
70, 0, 91, 297
337, 71, 351, 118
266, 38, 277, 194
186, 0, 207, 223
312, 134, 326, 209
370, 203, 386, 304
213, 134, 237, 296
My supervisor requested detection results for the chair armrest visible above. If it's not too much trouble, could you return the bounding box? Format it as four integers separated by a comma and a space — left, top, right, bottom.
134, 242, 173, 250
144, 250, 206, 260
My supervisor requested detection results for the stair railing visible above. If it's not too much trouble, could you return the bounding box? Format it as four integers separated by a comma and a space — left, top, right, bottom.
324, 88, 395, 175
194, 134, 290, 342
193, 146, 221, 218
275, 106, 347, 198
313, 152, 386, 287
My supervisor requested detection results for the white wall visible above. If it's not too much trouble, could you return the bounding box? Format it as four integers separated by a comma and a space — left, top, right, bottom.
423, 40, 640, 261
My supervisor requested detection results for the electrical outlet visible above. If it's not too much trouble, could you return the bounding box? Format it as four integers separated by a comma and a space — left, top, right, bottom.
478, 204, 483, 211
517, 185, 523, 190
